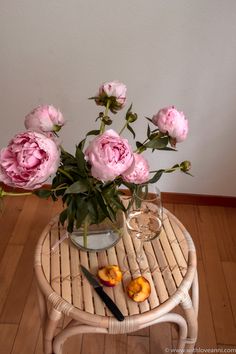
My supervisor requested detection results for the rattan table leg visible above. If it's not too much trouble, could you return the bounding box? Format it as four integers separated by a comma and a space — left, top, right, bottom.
181, 294, 198, 353
192, 270, 199, 317
44, 307, 62, 354
53, 323, 108, 354
142, 313, 188, 350
36, 283, 47, 328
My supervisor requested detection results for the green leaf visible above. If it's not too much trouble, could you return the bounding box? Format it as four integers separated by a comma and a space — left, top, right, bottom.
147, 124, 151, 138
75, 147, 87, 176
67, 198, 76, 233
145, 136, 169, 149
127, 124, 136, 139
78, 138, 86, 150
33, 189, 51, 199
59, 208, 68, 225
136, 141, 143, 148
111, 195, 126, 212
148, 170, 164, 183
145, 117, 153, 123
86, 129, 100, 136
126, 103, 133, 115
65, 180, 89, 194
75, 197, 89, 228
159, 147, 177, 151
95, 191, 113, 221
135, 141, 146, 153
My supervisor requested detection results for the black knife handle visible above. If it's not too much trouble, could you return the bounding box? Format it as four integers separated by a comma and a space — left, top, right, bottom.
95, 287, 124, 322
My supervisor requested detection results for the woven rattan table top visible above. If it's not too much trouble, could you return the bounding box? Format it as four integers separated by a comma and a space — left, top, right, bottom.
35, 209, 196, 321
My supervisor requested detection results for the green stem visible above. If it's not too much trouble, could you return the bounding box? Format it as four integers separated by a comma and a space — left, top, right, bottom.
58, 168, 74, 182
134, 138, 149, 153
119, 122, 128, 136
1, 190, 32, 197
83, 216, 89, 248
99, 99, 111, 134
51, 183, 68, 192
150, 166, 180, 174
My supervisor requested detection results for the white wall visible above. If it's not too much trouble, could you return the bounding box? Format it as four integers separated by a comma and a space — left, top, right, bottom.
1, 0, 236, 196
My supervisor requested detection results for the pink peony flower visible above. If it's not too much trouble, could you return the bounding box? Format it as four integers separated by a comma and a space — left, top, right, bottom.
95, 81, 127, 112
122, 153, 149, 184
152, 106, 188, 143
101, 81, 127, 106
85, 129, 134, 182
0, 131, 60, 189
25, 105, 65, 133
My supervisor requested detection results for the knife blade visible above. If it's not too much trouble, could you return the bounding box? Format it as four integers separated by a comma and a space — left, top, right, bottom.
80, 265, 124, 322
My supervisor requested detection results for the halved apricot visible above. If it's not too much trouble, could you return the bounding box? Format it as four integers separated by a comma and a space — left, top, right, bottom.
97, 265, 122, 287
127, 276, 151, 302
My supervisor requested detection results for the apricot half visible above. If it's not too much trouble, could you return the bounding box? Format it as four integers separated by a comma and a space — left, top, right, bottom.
97, 265, 122, 287
127, 276, 151, 302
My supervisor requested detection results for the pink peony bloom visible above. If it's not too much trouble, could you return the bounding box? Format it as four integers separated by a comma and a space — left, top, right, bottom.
85, 129, 134, 182
152, 106, 188, 143
25, 105, 65, 133
101, 81, 127, 106
95, 81, 127, 112
122, 153, 149, 184
0, 131, 60, 189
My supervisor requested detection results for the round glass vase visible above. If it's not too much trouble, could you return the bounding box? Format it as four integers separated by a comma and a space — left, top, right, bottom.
69, 212, 124, 252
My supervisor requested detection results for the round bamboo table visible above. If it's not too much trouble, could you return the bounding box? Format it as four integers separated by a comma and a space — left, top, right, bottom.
34, 209, 198, 354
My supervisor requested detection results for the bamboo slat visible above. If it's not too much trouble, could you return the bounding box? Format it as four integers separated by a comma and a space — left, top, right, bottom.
97, 251, 115, 317
168, 216, 189, 261
89, 252, 105, 316
115, 239, 131, 316
151, 237, 177, 296
121, 232, 141, 316
160, 225, 183, 287
107, 246, 129, 316
80, 251, 94, 314
142, 242, 160, 308
163, 217, 187, 276
69, 242, 82, 309
145, 242, 168, 303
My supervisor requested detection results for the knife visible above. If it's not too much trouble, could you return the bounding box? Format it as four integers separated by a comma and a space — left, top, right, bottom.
80, 265, 124, 321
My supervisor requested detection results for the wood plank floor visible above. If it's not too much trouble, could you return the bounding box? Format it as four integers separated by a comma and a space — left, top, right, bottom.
0, 196, 236, 353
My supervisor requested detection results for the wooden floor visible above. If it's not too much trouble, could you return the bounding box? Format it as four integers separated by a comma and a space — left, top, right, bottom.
0, 195, 236, 353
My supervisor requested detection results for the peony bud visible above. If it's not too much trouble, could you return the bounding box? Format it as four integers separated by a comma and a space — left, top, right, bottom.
25, 105, 65, 134
180, 160, 191, 172
152, 106, 188, 143
95, 81, 127, 113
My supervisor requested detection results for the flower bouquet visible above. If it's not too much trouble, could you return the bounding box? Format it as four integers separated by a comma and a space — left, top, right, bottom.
0, 81, 191, 248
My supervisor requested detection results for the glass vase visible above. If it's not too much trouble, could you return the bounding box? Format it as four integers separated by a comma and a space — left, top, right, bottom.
69, 212, 124, 252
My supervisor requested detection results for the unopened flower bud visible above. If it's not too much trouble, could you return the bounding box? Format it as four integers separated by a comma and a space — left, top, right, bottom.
126, 112, 138, 123
95, 81, 127, 113
102, 116, 112, 125
25, 105, 65, 134
180, 160, 191, 172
